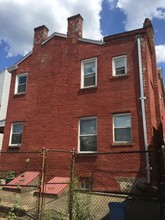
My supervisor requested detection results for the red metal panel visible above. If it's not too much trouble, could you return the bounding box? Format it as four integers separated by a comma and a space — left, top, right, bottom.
3, 171, 39, 190
42, 177, 70, 195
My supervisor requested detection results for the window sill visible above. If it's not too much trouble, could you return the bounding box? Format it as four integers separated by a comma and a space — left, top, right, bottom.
111, 142, 134, 147
8, 145, 21, 152
80, 86, 97, 90
76, 152, 98, 156
78, 86, 97, 95
8, 144, 21, 148
14, 92, 26, 96
110, 74, 129, 80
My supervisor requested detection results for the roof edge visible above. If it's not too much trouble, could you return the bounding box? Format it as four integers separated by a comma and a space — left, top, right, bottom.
79, 37, 104, 45
8, 51, 33, 71
104, 28, 146, 41
42, 32, 67, 45
7, 65, 18, 72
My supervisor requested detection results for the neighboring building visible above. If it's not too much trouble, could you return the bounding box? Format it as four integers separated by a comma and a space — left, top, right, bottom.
1, 15, 165, 190
158, 68, 165, 140
0, 69, 11, 150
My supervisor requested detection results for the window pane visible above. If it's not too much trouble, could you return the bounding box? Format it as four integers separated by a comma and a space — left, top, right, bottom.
80, 136, 97, 151
114, 57, 126, 75
115, 58, 125, 68
114, 114, 131, 128
18, 84, 26, 93
115, 128, 131, 142
84, 61, 95, 75
16, 74, 27, 94
11, 134, 22, 144
13, 123, 23, 133
80, 119, 96, 135
18, 75, 27, 84
84, 74, 95, 87
116, 67, 125, 75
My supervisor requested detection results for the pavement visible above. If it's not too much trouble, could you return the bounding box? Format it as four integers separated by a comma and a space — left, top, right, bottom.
0, 186, 126, 219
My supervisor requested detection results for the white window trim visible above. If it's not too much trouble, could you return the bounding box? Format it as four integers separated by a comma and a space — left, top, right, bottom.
113, 113, 132, 143
9, 122, 23, 147
112, 55, 127, 76
78, 116, 97, 153
81, 57, 97, 89
14, 73, 28, 95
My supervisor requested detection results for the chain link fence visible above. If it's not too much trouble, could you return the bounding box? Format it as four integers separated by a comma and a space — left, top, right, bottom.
0, 148, 164, 219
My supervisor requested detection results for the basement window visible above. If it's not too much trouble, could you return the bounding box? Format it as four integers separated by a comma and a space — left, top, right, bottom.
79, 177, 93, 190
9, 122, 23, 146
14, 73, 28, 94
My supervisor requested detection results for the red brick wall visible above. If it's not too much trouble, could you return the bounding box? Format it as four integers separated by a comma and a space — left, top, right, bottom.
2, 23, 164, 187
3, 34, 146, 152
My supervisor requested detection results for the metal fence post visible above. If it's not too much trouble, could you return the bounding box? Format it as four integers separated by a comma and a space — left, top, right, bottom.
37, 148, 47, 220
69, 148, 75, 220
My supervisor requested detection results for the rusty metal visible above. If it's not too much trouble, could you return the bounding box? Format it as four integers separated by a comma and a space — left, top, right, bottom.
37, 148, 47, 220
69, 148, 75, 220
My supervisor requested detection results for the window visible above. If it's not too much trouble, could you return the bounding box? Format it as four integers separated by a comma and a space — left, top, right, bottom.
15, 73, 28, 94
81, 58, 97, 88
79, 117, 97, 152
112, 55, 127, 76
113, 113, 132, 143
9, 122, 23, 146
79, 177, 93, 190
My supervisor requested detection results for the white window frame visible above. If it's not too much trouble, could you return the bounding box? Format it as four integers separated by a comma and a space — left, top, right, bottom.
14, 73, 28, 94
9, 122, 23, 146
81, 58, 97, 88
112, 55, 127, 76
113, 113, 132, 143
78, 117, 97, 153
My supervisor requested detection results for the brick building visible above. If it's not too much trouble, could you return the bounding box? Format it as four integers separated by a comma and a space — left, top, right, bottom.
1, 14, 165, 190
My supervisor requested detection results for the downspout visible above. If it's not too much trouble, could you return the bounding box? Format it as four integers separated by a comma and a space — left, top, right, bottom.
137, 35, 151, 183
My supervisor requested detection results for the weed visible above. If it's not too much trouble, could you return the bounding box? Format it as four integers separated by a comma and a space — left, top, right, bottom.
70, 178, 94, 220
8, 194, 19, 219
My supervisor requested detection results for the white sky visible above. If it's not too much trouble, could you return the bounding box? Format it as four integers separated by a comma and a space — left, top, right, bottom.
116, 0, 165, 30
0, 0, 102, 56
114, 0, 165, 64
0, 0, 165, 64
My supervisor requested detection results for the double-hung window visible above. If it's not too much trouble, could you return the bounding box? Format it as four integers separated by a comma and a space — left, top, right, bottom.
112, 55, 127, 76
15, 73, 28, 94
10, 122, 23, 146
113, 113, 132, 143
81, 58, 97, 88
79, 117, 97, 152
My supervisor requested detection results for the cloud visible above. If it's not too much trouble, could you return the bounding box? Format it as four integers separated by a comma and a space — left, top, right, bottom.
0, 0, 103, 57
104, 1, 165, 33
116, 0, 165, 30
156, 45, 165, 63
107, 0, 117, 10
107, 0, 165, 70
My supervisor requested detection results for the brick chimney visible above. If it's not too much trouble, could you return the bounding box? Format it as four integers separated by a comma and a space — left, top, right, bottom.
67, 14, 83, 39
143, 18, 155, 56
143, 18, 154, 35
33, 25, 49, 48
